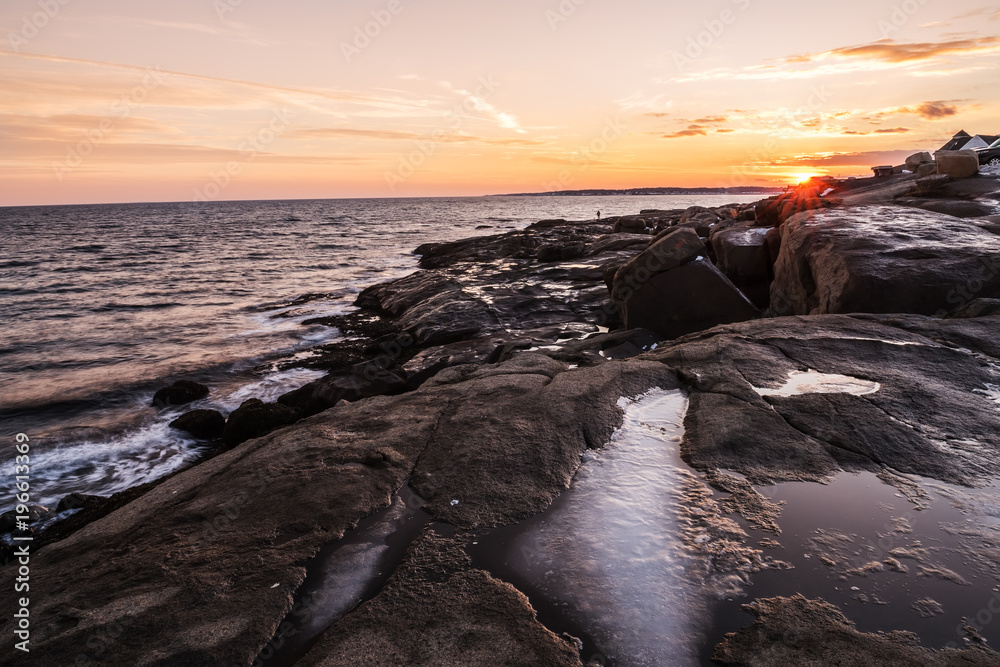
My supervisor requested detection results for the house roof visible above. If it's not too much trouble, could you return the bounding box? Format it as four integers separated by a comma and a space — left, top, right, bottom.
977, 135, 999, 145
941, 130, 973, 151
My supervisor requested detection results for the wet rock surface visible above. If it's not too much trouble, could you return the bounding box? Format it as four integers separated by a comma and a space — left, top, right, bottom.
713, 595, 1000, 666
151, 379, 210, 407
6, 184, 1000, 665
771, 205, 1000, 316
297, 528, 583, 667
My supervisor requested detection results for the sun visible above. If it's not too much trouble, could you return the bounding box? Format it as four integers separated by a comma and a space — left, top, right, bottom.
793, 173, 820, 184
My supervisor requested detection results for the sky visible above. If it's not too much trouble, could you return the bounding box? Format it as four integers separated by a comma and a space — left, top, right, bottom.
1, 0, 998, 205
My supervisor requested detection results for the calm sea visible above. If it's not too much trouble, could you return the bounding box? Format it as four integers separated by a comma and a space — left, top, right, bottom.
0, 195, 762, 512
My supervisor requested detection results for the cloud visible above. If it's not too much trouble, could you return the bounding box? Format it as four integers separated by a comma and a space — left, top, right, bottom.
286, 127, 543, 146
788, 36, 1000, 64
663, 124, 708, 139
911, 101, 961, 119
691, 116, 728, 124
952, 6, 1000, 21
74, 15, 278, 47
768, 150, 915, 167
671, 36, 1000, 83
440, 80, 525, 133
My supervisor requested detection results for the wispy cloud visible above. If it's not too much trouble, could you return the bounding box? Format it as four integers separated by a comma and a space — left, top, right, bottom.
74, 15, 278, 47
440, 81, 525, 133
786, 36, 1000, 64
286, 127, 543, 146
670, 36, 1000, 82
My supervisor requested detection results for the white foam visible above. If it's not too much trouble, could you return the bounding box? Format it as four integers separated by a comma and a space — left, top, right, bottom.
216, 368, 327, 412
19, 421, 205, 509
974, 384, 1000, 407
754, 370, 881, 397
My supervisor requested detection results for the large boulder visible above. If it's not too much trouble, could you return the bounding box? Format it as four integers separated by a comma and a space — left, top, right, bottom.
712, 226, 773, 309
151, 380, 209, 407
935, 150, 980, 179
612, 215, 649, 234
904, 151, 934, 171
769, 206, 1000, 316
222, 398, 299, 448
611, 230, 760, 339
169, 409, 226, 439
612, 228, 706, 300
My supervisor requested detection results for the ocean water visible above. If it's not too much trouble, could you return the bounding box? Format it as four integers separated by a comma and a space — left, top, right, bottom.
0, 194, 762, 513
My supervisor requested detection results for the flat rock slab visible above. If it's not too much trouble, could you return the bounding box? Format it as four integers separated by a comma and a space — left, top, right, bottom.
713, 595, 1000, 666
297, 529, 583, 667
650, 312, 1000, 486
0, 355, 675, 666
771, 205, 1000, 316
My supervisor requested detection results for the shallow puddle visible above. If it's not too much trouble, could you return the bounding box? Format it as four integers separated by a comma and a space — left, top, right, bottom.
470, 389, 766, 666
706, 471, 1000, 657
754, 370, 881, 397
259, 485, 429, 665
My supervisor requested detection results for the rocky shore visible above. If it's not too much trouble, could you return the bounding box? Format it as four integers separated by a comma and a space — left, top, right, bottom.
4, 167, 1000, 666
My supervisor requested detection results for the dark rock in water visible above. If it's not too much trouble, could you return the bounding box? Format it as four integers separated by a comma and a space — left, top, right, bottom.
712, 594, 1000, 666
151, 380, 209, 407
297, 528, 582, 667
279, 368, 407, 418
770, 205, 1000, 316
222, 398, 299, 448
56, 493, 106, 512
0, 504, 49, 533
169, 409, 226, 439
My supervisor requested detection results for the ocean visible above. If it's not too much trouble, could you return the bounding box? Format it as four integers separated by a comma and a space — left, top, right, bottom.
0, 194, 763, 513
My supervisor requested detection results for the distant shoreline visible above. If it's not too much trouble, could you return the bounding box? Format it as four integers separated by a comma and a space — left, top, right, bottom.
495, 186, 785, 197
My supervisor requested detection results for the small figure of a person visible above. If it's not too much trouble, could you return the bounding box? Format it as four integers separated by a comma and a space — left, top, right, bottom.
597, 210, 601, 220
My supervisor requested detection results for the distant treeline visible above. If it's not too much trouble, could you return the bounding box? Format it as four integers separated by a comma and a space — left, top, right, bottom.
498, 186, 785, 197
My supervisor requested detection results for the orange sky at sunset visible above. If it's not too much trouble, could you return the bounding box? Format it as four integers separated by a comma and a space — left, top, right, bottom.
1, 0, 998, 205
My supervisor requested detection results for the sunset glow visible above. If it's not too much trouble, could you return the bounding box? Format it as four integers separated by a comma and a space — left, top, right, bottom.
2, 0, 999, 205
